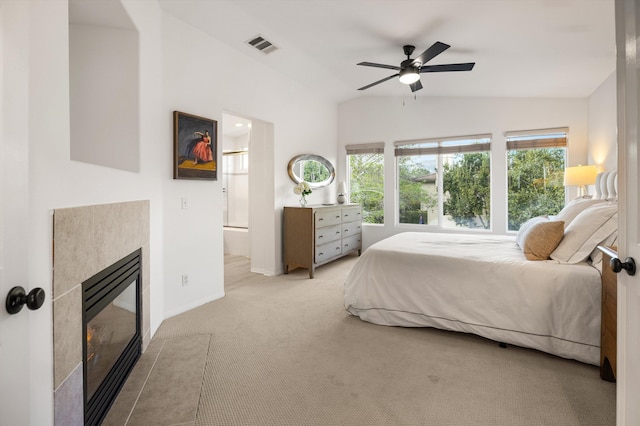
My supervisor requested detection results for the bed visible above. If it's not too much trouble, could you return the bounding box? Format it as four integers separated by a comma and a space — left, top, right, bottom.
344, 171, 618, 366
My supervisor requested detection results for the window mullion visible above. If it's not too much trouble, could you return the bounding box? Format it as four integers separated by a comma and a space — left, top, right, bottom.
437, 155, 444, 226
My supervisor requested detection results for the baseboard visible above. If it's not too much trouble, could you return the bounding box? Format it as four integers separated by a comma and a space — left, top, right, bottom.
250, 266, 277, 276
162, 290, 225, 320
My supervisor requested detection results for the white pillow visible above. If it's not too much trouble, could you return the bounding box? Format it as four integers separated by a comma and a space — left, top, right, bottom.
515, 216, 548, 248
550, 203, 618, 264
589, 231, 618, 265
553, 197, 606, 228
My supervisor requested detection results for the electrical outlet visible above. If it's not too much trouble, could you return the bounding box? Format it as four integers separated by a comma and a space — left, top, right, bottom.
181, 197, 188, 210
181, 274, 189, 287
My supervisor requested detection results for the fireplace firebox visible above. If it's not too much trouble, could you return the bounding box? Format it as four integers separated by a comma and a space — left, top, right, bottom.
82, 249, 142, 426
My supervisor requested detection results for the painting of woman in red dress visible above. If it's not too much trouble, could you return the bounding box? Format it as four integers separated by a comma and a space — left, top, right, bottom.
173, 110, 217, 180
192, 130, 213, 164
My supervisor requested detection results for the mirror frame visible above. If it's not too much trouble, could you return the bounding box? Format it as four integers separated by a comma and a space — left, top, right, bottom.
287, 154, 335, 188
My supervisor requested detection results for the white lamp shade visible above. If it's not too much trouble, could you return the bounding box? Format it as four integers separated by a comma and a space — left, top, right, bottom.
337, 181, 347, 195
564, 165, 598, 186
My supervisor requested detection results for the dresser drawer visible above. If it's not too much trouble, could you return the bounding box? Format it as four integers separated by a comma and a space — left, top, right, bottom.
315, 224, 341, 245
284, 204, 362, 279
315, 241, 342, 263
315, 209, 342, 227
341, 221, 361, 237
341, 207, 362, 223
342, 234, 361, 253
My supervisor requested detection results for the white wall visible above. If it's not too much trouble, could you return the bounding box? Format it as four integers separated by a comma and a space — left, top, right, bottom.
338, 96, 590, 248
4, 1, 159, 423
588, 71, 618, 173
5, 0, 340, 422
69, 23, 139, 172
161, 10, 337, 311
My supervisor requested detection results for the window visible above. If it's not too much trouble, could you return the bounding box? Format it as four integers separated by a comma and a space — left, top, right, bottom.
506, 129, 567, 231
394, 135, 491, 229
346, 143, 385, 224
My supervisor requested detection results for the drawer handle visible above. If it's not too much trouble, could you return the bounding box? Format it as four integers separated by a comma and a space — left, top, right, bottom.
344, 214, 349, 217
345, 244, 349, 247
336, 247, 341, 251
319, 235, 323, 238
319, 218, 324, 221
319, 252, 324, 256
336, 215, 341, 219
336, 231, 340, 234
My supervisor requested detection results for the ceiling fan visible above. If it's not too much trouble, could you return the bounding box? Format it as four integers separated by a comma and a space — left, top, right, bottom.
357, 41, 475, 92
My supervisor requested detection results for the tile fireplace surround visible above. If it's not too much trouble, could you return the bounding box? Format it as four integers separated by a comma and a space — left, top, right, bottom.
52, 201, 150, 425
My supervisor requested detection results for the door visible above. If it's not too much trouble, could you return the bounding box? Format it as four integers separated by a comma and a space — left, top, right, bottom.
0, 2, 34, 424
615, 1, 640, 424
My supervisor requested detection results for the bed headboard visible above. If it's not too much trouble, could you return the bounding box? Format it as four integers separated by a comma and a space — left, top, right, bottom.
594, 171, 618, 200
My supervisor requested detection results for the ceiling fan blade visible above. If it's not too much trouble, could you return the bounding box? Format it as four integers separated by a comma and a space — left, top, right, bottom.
357, 61, 402, 71
358, 73, 399, 91
412, 41, 450, 66
410, 80, 423, 92
420, 63, 475, 73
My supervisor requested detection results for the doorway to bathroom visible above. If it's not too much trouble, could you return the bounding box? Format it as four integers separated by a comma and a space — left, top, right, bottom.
222, 113, 251, 258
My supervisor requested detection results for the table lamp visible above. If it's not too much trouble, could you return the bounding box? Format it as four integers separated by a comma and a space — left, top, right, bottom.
337, 181, 347, 204
564, 165, 597, 197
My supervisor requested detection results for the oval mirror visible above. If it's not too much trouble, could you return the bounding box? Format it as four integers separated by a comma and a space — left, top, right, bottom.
287, 154, 335, 188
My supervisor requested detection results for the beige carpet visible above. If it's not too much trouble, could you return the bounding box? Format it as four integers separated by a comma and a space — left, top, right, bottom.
146, 254, 617, 425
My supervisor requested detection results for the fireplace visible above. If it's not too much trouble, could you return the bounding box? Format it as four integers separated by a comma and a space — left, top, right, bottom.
82, 249, 142, 426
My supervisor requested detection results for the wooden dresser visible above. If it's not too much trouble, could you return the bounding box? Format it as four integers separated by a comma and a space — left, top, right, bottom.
598, 245, 617, 382
283, 204, 362, 278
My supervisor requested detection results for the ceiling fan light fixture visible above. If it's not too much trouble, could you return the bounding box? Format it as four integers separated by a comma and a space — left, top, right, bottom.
399, 67, 420, 85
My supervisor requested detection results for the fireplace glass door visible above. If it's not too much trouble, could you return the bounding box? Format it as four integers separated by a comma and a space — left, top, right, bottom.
85, 280, 137, 400
83, 249, 142, 426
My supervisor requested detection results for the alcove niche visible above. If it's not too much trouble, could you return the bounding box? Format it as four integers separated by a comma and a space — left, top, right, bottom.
69, 0, 140, 172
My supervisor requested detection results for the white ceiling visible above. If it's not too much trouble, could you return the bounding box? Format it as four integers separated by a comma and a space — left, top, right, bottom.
159, 0, 615, 103
222, 114, 252, 139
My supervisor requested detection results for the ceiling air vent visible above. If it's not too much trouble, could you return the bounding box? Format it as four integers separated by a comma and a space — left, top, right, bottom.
247, 35, 278, 54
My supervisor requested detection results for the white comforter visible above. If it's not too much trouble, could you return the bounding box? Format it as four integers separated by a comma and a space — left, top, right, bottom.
344, 232, 601, 365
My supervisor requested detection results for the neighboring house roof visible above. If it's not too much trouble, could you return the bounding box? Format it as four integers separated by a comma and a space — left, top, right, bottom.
412, 172, 437, 184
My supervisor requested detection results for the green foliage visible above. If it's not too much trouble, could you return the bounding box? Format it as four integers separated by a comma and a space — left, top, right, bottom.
348, 154, 384, 224
398, 156, 437, 224
348, 147, 566, 231
507, 148, 565, 231
302, 160, 330, 183
443, 153, 491, 229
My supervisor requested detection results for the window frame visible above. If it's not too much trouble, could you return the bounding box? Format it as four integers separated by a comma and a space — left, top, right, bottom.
394, 134, 492, 230
346, 142, 385, 225
505, 128, 568, 233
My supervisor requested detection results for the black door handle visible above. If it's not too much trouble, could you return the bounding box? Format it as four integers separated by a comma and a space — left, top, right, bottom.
611, 257, 636, 276
5, 286, 45, 314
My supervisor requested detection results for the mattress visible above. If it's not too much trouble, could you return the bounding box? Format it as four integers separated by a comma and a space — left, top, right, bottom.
344, 232, 602, 365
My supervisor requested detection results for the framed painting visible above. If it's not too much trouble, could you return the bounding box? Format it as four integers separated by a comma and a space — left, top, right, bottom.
173, 111, 217, 180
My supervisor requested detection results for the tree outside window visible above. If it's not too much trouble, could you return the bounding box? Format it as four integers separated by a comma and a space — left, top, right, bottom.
347, 131, 567, 232
395, 135, 491, 229
506, 130, 567, 231
398, 156, 437, 225
443, 152, 491, 229
347, 143, 385, 224
507, 148, 565, 231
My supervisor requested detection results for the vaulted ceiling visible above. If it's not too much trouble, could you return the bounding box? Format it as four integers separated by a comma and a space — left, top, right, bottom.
158, 0, 615, 103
